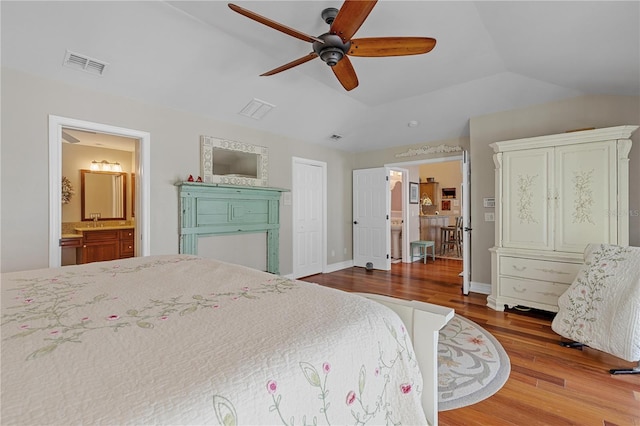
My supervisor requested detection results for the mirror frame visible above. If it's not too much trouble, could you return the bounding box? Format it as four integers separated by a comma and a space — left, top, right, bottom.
80, 169, 127, 221
200, 135, 268, 187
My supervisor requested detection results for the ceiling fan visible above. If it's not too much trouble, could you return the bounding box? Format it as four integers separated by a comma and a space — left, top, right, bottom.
228, 0, 436, 91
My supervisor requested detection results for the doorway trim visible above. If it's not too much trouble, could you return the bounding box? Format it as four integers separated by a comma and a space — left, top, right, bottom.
48, 115, 151, 267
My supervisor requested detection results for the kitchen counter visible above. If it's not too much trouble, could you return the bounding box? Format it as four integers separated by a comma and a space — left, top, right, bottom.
419, 215, 450, 254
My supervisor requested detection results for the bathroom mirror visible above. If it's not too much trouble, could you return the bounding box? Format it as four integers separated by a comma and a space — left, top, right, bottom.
80, 169, 127, 221
200, 135, 268, 187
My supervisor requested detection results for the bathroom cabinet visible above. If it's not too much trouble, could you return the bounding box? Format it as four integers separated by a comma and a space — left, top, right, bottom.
76, 228, 135, 264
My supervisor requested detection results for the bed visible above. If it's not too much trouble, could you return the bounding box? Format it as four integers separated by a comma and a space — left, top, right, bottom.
1, 255, 453, 425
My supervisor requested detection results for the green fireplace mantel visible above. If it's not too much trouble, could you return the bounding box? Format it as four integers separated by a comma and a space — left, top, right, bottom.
177, 182, 287, 274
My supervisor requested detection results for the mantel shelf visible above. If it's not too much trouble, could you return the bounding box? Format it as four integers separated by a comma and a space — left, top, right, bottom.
176, 181, 289, 193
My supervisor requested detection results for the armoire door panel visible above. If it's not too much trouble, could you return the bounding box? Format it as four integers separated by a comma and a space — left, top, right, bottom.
554, 141, 617, 252
502, 148, 553, 250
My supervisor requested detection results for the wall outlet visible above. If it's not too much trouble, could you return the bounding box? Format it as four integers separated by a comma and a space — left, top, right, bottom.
485, 212, 495, 222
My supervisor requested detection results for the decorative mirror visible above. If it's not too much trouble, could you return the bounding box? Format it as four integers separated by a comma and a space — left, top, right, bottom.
200, 135, 268, 187
80, 169, 127, 221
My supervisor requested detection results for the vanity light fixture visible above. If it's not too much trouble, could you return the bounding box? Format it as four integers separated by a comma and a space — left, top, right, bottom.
90, 160, 122, 172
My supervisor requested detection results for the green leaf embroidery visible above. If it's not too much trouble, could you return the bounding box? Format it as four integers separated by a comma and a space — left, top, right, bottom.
358, 365, 366, 395
212, 395, 237, 426
300, 362, 321, 387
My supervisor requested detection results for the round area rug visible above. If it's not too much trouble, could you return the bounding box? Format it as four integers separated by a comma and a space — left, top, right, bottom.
438, 314, 510, 411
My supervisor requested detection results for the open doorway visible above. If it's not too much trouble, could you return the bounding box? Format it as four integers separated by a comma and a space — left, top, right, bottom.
60, 129, 137, 265
386, 153, 471, 294
48, 115, 151, 268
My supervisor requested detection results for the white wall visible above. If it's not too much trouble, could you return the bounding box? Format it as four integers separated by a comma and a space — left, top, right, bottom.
1, 68, 354, 273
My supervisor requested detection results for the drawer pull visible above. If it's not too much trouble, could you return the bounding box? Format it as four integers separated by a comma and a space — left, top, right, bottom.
512, 265, 527, 272
536, 268, 570, 275
512, 286, 526, 293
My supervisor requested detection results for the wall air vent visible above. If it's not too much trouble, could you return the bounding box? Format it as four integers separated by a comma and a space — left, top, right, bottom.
329, 134, 343, 141
63, 50, 108, 76
239, 98, 275, 120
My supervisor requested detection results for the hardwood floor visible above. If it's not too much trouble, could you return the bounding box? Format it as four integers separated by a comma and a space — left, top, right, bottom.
302, 259, 640, 426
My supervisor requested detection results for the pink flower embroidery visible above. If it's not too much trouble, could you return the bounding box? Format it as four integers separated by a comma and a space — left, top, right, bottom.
266, 380, 277, 394
106, 315, 120, 321
19, 324, 29, 329
242, 287, 250, 292
50, 330, 60, 335
374, 367, 380, 377
323, 362, 331, 374
212, 304, 220, 309
467, 336, 485, 345
81, 317, 90, 322
346, 390, 356, 406
400, 383, 412, 394
160, 316, 169, 320
24, 298, 34, 304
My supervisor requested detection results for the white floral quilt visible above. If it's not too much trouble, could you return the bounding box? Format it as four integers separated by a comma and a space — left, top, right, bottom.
552, 244, 640, 362
1, 255, 427, 425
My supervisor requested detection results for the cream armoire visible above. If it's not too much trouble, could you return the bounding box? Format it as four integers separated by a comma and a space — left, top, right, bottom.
488, 126, 637, 312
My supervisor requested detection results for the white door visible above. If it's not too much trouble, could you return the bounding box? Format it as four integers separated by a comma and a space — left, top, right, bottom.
462, 152, 471, 294
292, 158, 325, 278
353, 168, 391, 270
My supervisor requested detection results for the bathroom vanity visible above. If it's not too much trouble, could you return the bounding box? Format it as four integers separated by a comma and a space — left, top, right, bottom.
73, 226, 135, 264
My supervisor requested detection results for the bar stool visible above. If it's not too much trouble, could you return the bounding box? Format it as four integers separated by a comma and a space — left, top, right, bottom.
410, 240, 436, 263
440, 217, 462, 256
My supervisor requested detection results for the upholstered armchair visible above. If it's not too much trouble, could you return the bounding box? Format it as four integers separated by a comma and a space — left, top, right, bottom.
552, 244, 640, 374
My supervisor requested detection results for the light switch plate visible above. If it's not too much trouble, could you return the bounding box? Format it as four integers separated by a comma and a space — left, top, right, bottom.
485, 212, 495, 222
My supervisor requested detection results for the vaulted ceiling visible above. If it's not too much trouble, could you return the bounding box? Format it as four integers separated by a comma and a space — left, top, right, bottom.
2, 1, 638, 152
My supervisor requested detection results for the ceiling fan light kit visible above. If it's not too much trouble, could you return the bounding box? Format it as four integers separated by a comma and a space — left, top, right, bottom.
228, 0, 436, 91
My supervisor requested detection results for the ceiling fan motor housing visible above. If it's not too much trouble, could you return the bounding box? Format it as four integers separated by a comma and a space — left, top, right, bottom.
313, 33, 351, 67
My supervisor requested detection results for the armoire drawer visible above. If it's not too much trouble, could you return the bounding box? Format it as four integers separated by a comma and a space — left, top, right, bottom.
500, 256, 581, 284
500, 276, 569, 306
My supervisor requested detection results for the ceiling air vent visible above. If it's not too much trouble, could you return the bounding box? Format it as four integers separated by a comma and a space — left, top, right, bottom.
63, 50, 108, 76
239, 98, 275, 120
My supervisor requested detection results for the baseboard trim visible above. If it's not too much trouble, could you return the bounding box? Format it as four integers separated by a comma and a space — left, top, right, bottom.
325, 260, 354, 273
470, 281, 491, 295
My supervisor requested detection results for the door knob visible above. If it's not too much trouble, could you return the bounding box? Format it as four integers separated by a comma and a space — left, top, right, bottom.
353, 221, 358, 225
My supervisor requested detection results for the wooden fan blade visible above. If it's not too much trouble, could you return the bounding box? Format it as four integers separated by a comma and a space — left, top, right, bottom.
348, 37, 437, 57
261, 52, 318, 76
332, 56, 359, 91
330, 0, 377, 41
229, 3, 323, 44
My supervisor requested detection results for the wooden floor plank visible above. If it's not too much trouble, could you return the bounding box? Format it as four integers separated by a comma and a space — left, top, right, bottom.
303, 259, 640, 424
